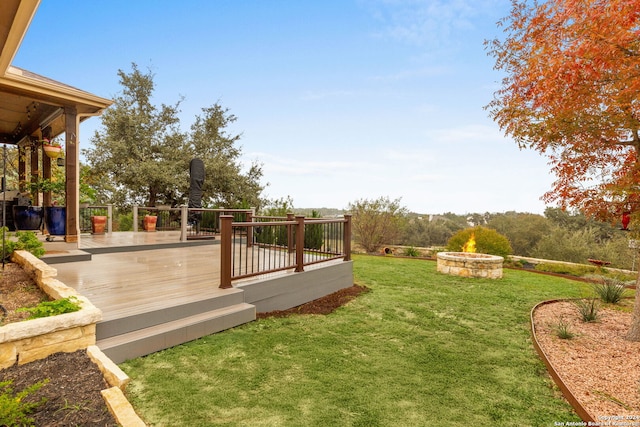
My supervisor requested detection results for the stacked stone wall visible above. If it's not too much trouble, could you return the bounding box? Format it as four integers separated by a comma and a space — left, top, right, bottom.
0, 251, 102, 368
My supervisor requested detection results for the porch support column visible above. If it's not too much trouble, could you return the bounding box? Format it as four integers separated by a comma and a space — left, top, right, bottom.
18, 145, 26, 193
41, 127, 52, 207
30, 140, 39, 205
64, 106, 79, 243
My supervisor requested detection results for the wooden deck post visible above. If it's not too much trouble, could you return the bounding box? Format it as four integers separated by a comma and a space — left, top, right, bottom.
287, 213, 295, 254
18, 145, 26, 193
41, 127, 52, 208
107, 204, 113, 234
246, 210, 253, 248
133, 205, 138, 232
295, 215, 305, 272
343, 214, 352, 262
179, 205, 188, 242
219, 215, 233, 288
30, 140, 39, 206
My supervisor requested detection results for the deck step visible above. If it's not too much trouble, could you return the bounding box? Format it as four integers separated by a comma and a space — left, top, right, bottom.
96, 303, 255, 363
42, 249, 92, 264
96, 288, 246, 340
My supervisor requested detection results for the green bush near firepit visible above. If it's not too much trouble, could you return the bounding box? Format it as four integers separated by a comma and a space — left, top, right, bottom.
446, 226, 512, 257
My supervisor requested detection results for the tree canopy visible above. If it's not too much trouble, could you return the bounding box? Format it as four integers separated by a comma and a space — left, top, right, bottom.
84, 63, 264, 209
348, 196, 408, 253
486, 0, 640, 340
486, 0, 640, 224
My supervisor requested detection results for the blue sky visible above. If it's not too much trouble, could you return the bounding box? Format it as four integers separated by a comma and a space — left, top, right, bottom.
13, 0, 555, 214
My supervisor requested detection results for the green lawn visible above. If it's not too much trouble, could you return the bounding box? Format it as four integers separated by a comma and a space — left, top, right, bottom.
121, 254, 593, 426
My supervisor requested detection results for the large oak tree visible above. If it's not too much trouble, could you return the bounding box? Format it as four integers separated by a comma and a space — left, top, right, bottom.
84, 63, 264, 209
486, 0, 640, 339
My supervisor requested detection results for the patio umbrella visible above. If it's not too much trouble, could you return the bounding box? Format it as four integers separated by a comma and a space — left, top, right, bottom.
188, 158, 205, 225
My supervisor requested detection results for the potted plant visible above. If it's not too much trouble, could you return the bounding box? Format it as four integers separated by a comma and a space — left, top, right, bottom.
143, 215, 157, 232
40, 138, 63, 159
91, 215, 107, 234
30, 178, 66, 237
12, 202, 44, 231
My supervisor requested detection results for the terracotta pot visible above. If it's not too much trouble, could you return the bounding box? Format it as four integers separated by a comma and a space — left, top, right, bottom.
143, 215, 157, 232
91, 215, 107, 234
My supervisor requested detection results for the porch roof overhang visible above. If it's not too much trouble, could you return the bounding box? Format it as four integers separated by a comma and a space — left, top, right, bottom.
0, 66, 113, 144
0, 0, 113, 145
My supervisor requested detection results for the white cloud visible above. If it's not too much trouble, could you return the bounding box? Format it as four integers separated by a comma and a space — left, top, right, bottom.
363, 0, 487, 47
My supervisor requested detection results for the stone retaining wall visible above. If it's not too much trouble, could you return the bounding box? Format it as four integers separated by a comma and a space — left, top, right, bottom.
0, 251, 102, 369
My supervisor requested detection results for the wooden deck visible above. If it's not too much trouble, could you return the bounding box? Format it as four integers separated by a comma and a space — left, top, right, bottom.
45, 232, 256, 363
39, 231, 352, 363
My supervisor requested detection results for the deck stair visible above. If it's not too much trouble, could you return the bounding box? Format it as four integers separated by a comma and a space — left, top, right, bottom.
96, 288, 255, 363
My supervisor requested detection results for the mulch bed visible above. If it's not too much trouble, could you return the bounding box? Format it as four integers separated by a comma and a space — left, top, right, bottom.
0, 350, 118, 426
257, 284, 369, 318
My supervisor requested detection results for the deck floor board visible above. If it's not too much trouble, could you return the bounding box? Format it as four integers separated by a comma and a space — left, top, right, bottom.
52, 233, 230, 321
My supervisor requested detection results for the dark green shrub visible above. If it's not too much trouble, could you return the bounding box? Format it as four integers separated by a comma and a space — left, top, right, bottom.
304, 210, 324, 250
404, 246, 420, 257
254, 223, 288, 246
446, 226, 512, 258
0, 379, 49, 426
0, 228, 45, 260
115, 213, 133, 231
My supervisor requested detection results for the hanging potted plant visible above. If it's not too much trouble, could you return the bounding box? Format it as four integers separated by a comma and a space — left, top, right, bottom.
40, 138, 63, 159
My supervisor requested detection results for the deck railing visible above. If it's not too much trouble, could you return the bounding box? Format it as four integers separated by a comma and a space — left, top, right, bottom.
79, 205, 113, 233
219, 214, 352, 288
133, 205, 253, 241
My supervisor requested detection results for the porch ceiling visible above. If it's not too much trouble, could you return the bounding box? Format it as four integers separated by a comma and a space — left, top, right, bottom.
0, 66, 113, 145
0, 0, 112, 145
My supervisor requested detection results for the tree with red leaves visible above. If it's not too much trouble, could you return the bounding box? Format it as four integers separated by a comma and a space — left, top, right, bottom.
486, 0, 640, 339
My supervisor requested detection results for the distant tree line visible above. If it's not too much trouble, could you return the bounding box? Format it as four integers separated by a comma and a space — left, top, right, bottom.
402, 208, 636, 269
347, 197, 637, 270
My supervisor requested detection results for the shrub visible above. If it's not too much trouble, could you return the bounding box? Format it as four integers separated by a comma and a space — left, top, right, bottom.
553, 317, 575, 340
574, 298, 599, 323
0, 228, 45, 260
0, 379, 49, 426
17, 296, 82, 319
534, 262, 596, 277
446, 226, 512, 258
115, 213, 133, 231
349, 196, 408, 253
593, 277, 628, 304
404, 246, 420, 257
304, 210, 324, 250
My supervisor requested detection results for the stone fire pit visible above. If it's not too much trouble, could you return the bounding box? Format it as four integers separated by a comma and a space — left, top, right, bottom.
437, 252, 504, 279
